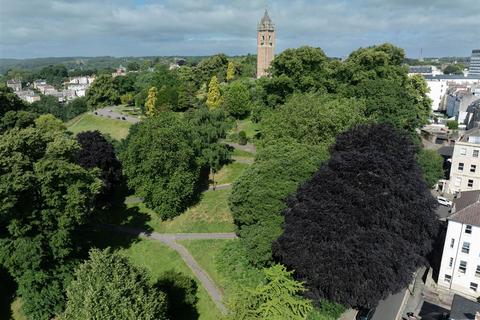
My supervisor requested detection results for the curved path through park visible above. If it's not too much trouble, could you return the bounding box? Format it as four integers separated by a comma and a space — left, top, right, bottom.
104, 224, 237, 314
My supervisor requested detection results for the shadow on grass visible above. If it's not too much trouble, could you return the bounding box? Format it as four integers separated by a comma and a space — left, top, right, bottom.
77, 182, 154, 253
0, 267, 16, 320
156, 270, 200, 320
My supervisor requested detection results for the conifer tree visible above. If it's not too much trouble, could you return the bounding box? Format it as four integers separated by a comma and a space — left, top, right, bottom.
145, 86, 158, 116
206, 75, 222, 110
226, 61, 236, 82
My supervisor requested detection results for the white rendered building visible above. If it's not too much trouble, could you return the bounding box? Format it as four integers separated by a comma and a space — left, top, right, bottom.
438, 190, 480, 299
449, 128, 480, 193
425, 75, 480, 112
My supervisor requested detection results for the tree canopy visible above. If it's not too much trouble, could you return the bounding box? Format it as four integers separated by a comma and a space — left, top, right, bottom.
229, 264, 313, 320
75, 131, 123, 207
86, 74, 119, 109
120, 112, 200, 219
417, 148, 445, 188
229, 141, 329, 266
120, 109, 230, 219
223, 80, 251, 118
62, 248, 167, 320
0, 85, 26, 118
0, 117, 101, 319
261, 93, 367, 147
274, 124, 440, 308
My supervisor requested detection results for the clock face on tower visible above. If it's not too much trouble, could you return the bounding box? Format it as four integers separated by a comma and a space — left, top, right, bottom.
257, 9, 275, 78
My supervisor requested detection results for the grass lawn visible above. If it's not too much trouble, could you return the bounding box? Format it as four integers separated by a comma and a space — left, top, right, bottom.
232, 148, 255, 158
120, 239, 223, 320
178, 240, 232, 294
122, 188, 235, 233
210, 162, 250, 186
66, 113, 132, 140
234, 118, 258, 139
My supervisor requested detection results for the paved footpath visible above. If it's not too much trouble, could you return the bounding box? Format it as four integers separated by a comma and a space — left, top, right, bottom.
105, 224, 237, 314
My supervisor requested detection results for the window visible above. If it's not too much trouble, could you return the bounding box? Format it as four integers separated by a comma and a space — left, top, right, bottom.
455, 177, 462, 187
468, 179, 474, 188
449, 257, 454, 267
459, 260, 467, 273
476, 265, 480, 278
470, 282, 478, 292
460, 148, 467, 155
462, 242, 470, 254
473, 150, 479, 157
458, 162, 464, 171
465, 225, 472, 234
471, 165, 477, 173
444, 274, 452, 283
450, 238, 455, 248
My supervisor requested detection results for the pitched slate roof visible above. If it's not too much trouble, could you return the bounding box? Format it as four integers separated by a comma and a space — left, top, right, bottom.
450, 202, 480, 227
449, 294, 480, 320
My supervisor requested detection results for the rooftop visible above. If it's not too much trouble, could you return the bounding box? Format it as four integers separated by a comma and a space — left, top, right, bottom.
449, 294, 480, 320
425, 74, 480, 80
449, 195, 480, 227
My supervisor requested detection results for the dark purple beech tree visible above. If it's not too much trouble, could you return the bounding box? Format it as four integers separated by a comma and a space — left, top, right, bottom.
75, 131, 122, 207
273, 124, 440, 309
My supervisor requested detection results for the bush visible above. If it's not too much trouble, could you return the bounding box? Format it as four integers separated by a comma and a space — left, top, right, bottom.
238, 130, 247, 145
447, 120, 458, 130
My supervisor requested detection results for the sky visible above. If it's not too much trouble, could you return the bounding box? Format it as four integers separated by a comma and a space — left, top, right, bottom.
0, 0, 479, 59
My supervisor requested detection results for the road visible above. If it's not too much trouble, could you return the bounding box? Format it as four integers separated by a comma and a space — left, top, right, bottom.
104, 224, 237, 314
371, 289, 408, 320
93, 106, 141, 123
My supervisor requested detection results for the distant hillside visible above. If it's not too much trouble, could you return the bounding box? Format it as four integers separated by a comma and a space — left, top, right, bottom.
0, 56, 208, 74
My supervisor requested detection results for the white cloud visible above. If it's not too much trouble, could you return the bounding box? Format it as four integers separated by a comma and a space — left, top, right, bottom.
0, 0, 478, 58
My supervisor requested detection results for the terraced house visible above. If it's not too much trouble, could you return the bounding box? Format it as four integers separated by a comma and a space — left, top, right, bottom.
438, 190, 480, 298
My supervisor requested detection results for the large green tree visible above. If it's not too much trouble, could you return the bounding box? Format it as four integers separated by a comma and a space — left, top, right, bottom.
340, 44, 431, 132
120, 112, 201, 219
62, 249, 167, 320
223, 80, 251, 118
86, 74, 119, 109
260, 93, 367, 147
0, 85, 26, 118
0, 115, 101, 319
260, 46, 333, 106
417, 148, 445, 188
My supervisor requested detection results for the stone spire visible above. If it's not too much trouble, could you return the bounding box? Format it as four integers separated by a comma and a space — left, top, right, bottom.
258, 9, 275, 31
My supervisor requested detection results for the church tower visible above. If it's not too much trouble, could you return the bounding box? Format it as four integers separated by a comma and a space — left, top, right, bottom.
256, 9, 275, 78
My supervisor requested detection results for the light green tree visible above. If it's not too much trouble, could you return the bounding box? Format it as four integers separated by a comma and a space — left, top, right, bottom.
145, 86, 158, 116
206, 75, 222, 110
62, 248, 167, 320
226, 61, 236, 82
417, 149, 445, 188
223, 81, 251, 118
229, 264, 313, 320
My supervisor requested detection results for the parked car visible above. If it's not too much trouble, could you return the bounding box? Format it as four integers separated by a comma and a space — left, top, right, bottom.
121, 117, 126, 120
436, 196, 452, 207
356, 308, 376, 320
94, 112, 97, 115
108, 109, 113, 112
